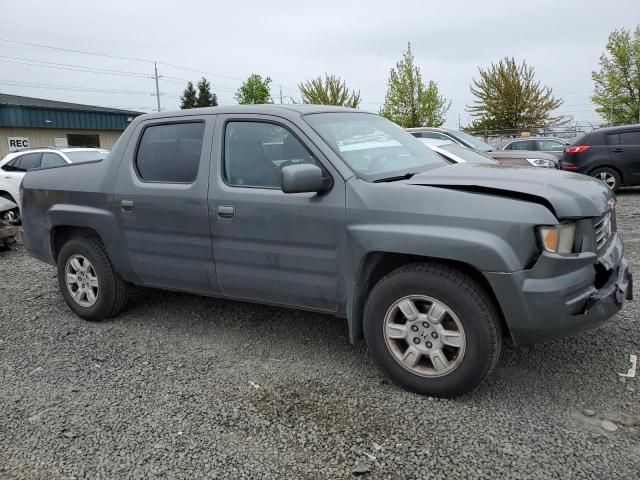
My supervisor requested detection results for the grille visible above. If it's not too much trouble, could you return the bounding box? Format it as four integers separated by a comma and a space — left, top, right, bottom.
594, 211, 613, 250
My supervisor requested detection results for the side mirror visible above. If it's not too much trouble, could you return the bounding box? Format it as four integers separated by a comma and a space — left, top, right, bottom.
281, 164, 327, 194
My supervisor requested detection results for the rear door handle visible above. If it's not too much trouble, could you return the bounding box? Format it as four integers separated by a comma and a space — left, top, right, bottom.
612, 148, 624, 153
121, 200, 134, 211
217, 205, 235, 219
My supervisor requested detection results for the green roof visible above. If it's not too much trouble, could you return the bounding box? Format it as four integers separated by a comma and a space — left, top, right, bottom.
0, 93, 142, 130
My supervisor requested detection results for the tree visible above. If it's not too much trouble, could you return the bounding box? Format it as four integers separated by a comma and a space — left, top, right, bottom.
592, 26, 640, 125
299, 74, 361, 107
235, 74, 273, 104
179, 81, 198, 109
467, 57, 564, 133
380, 44, 450, 128
195, 77, 218, 107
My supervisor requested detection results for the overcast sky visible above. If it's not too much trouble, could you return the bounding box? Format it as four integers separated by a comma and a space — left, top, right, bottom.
1, 0, 639, 128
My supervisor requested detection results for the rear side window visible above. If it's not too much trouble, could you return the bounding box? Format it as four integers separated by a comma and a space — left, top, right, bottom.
422, 132, 450, 141
608, 130, 640, 146
509, 140, 535, 151
17, 153, 42, 171
135, 122, 204, 183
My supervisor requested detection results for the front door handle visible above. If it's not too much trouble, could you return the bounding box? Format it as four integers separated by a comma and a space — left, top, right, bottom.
612, 148, 624, 153
217, 205, 235, 219
121, 200, 134, 211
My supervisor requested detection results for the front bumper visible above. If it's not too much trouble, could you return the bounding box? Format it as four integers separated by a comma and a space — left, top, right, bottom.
485, 233, 632, 345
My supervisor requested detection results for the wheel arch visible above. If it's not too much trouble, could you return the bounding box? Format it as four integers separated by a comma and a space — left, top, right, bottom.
51, 225, 102, 263
587, 164, 625, 184
349, 251, 510, 345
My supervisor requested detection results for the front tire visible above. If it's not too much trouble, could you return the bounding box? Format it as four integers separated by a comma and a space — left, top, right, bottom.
57, 236, 128, 321
364, 263, 501, 398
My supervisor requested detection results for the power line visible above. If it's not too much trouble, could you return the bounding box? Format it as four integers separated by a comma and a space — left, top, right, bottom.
0, 79, 154, 95
0, 55, 149, 76
0, 58, 151, 78
0, 37, 152, 63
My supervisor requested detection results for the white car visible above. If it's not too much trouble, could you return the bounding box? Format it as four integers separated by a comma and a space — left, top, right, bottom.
417, 138, 497, 164
0, 147, 109, 219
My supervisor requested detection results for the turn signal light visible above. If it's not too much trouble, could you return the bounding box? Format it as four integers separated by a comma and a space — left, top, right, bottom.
565, 145, 591, 155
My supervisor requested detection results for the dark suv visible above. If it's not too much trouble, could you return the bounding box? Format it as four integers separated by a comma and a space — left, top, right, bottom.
560, 125, 640, 192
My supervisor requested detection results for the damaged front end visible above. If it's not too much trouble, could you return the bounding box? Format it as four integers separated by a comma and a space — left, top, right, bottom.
0, 197, 19, 249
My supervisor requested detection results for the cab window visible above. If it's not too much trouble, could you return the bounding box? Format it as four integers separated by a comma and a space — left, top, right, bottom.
224, 121, 318, 188
135, 122, 204, 183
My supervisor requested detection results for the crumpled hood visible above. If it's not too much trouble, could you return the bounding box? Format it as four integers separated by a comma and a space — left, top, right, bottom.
409, 163, 613, 218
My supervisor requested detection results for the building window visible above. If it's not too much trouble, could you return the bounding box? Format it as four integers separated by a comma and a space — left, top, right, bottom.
67, 134, 100, 148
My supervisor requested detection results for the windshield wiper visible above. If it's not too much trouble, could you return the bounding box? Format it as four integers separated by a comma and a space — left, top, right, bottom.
373, 172, 418, 183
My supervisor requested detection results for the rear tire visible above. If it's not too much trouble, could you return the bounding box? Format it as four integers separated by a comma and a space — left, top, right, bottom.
57, 236, 128, 321
590, 167, 621, 192
364, 262, 501, 398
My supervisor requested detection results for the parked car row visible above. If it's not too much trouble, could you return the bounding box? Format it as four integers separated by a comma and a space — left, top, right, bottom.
408, 127, 558, 168
408, 124, 640, 192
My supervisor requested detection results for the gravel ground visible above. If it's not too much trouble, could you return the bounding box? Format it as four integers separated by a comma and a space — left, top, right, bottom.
1, 190, 639, 479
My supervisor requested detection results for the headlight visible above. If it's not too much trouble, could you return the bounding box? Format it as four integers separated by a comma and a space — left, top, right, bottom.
538, 223, 576, 253
526, 158, 556, 168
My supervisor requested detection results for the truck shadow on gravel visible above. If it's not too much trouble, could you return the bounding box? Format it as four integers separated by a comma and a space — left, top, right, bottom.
120, 284, 636, 402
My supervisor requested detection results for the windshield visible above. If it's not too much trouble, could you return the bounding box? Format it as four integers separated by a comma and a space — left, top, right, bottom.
64, 150, 109, 163
451, 130, 494, 152
304, 113, 447, 180
440, 144, 497, 164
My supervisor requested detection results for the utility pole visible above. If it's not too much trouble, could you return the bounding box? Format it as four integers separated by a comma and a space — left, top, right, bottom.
154, 61, 161, 112
279, 85, 283, 104
458, 113, 461, 130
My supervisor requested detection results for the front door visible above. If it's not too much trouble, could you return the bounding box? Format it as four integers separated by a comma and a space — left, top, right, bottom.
114, 116, 218, 294
209, 114, 345, 312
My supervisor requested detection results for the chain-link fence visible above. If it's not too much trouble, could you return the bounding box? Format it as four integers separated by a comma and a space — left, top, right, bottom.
463, 122, 604, 146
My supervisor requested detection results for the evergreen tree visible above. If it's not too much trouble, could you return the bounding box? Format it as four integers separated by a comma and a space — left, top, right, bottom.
195, 77, 218, 107
179, 81, 198, 109
380, 43, 450, 128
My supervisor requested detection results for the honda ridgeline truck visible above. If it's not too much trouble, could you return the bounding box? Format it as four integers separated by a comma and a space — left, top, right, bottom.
21, 106, 633, 397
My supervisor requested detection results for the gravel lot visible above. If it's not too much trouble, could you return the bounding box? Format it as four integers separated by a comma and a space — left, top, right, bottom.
1, 190, 639, 479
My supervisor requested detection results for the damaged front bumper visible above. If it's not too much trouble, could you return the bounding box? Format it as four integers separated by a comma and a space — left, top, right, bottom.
485, 233, 632, 345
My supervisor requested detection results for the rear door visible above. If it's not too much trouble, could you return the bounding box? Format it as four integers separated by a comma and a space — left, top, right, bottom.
208, 114, 345, 312
114, 115, 219, 294
606, 129, 640, 184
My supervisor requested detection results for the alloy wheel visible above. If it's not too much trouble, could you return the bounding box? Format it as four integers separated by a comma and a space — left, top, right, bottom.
65, 254, 99, 307
383, 295, 466, 377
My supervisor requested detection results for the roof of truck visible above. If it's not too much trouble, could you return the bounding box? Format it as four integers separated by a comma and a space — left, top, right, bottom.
135, 104, 361, 121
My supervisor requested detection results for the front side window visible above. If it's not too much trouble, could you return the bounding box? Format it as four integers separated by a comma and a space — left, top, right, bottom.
304, 112, 447, 181
224, 121, 318, 188
136, 122, 204, 183
41, 152, 67, 168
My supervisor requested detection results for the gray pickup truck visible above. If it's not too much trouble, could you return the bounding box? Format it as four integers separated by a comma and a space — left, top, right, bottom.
21, 105, 632, 397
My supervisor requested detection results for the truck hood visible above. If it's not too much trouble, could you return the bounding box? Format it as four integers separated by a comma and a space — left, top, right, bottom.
409, 163, 612, 218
